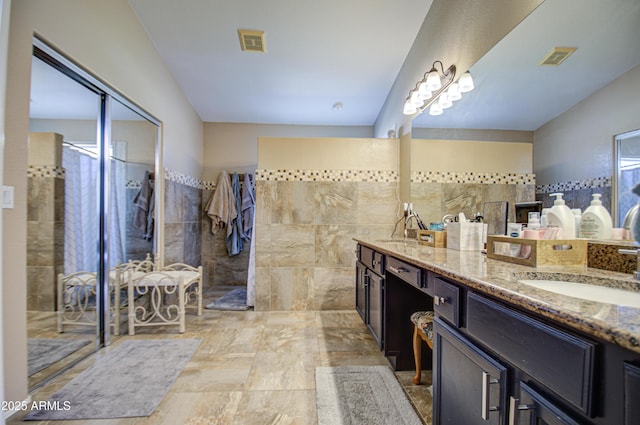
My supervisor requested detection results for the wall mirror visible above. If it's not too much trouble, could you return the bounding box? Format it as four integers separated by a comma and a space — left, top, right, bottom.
27, 42, 160, 391
409, 0, 639, 221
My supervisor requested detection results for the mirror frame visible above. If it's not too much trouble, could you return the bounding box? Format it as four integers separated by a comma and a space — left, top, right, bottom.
613, 128, 640, 228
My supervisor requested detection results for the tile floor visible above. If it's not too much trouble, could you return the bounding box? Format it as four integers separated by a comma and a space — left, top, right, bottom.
11, 287, 433, 424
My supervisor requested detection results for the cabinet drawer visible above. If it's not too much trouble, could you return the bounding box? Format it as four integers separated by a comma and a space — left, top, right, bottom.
467, 292, 596, 415
433, 278, 461, 327
360, 245, 384, 276
386, 256, 421, 289
512, 382, 582, 425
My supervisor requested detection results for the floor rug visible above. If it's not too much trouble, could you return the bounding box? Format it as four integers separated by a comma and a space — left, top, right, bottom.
205, 287, 250, 310
28, 338, 92, 376
315, 365, 422, 425
25, 338, 201, 421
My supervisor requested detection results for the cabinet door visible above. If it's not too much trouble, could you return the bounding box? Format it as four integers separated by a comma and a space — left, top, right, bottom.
355, 261, 367, 323
433, 317, 508, 425
510, 382, 581, 425
368, 272, 384, 349
624, 362, 640, 425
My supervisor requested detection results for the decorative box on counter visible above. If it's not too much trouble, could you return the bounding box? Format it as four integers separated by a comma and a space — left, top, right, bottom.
417, 230, 447, 247
446, 222, 487, 251
486, 235, 587, 267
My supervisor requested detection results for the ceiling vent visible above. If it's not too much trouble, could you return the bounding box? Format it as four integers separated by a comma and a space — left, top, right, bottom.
238, 29, 266, 53
539, 47, 577, 66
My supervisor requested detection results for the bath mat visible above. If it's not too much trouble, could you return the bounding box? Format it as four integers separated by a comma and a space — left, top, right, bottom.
205, 287, 250, 311
28, 338, 92, 376
315, 365, 422, 425
25, 338, 201, 420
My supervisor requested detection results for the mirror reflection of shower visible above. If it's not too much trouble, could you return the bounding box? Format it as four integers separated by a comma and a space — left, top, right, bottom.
616, 128, 640, 227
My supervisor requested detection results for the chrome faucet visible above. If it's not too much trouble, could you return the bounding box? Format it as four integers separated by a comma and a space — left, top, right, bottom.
404, 212, 416, 238
618, 248, 640, 280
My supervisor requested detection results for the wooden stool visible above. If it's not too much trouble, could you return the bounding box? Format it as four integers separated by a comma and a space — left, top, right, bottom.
410, 311, 434, 385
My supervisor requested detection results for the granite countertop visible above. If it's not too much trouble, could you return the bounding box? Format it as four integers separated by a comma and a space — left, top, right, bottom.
355, 238, 640, 354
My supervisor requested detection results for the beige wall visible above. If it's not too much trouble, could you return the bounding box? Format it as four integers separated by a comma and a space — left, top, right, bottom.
258, 137, 397, 171
534, 64, 640, 185
203, 123, 373, 181
0, 0, 10, 414
411, 139, 532, 174
4, 0, 203, 401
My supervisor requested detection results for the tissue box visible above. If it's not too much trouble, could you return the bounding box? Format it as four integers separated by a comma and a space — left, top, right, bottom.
446, 222, 487, 251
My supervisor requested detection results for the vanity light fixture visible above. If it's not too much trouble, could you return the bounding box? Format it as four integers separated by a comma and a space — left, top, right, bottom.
402, 60, 474, 117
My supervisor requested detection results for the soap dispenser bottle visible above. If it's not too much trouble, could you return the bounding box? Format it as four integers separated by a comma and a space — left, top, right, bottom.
579, 194, 613, 239
546, 193, 575, 239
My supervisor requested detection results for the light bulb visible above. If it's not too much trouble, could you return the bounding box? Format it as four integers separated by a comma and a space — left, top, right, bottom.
403, 100, 417, 115
426, 69, 442, 91
439, 93, 452, 109
410, 91, 424, 108
418, 81, 432, 100
447, 83, 461, 101
429, 102, 443, 116
458, 71, 474, 93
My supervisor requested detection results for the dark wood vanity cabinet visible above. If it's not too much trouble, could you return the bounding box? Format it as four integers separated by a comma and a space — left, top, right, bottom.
433, 275, 640, 425
355, 245, 384, 349
354, 243, 640, 424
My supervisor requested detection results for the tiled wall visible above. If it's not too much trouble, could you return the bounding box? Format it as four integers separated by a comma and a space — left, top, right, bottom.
411, 171, 536, 224
535, 176, 611, 212
26, 165, 65, 311
163, 169, 203, 268
254, 169, 400, 311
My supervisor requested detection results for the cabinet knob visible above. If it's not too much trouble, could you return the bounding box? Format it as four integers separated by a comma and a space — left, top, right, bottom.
434, 295, 446, 305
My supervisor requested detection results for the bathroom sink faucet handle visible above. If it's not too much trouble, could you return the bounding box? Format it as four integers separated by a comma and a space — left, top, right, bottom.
618, 248, 640, 280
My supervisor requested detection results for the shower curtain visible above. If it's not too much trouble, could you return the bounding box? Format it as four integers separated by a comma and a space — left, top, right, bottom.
62, 142, 127, 274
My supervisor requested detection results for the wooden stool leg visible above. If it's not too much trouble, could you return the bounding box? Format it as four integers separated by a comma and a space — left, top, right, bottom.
413, 325, 422, 385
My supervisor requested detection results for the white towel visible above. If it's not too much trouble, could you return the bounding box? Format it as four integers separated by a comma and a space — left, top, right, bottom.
205, 171, 237, 236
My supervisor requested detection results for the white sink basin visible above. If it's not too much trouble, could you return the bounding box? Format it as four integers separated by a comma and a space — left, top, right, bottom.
518, 279, 640, 308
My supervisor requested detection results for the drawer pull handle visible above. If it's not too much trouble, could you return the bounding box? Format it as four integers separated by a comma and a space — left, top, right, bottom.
508, 397, 535, 425
481, 371, 500, 420
434, 295, 446, 305
388, 265, 408, 274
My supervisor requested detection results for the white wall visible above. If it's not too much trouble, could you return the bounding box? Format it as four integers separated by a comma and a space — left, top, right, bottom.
4, 0, 203, 402
534, 64, 640, 185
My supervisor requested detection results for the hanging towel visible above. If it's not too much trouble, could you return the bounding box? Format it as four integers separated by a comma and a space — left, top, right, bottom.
241, 172, 255, 242
206, 171, 237, 237
226, 172, 244, 256
133, 170, 154, 239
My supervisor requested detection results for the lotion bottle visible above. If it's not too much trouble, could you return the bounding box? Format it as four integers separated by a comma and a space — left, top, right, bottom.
546, 193, 575, 239
579, 194, 613, 239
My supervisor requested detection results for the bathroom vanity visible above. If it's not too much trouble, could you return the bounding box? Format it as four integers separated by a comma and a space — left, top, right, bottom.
354, 238, 640, 425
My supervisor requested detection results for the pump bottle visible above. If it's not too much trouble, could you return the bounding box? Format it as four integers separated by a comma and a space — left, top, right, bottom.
579, 194, 613, 239
545, 193, 575, 239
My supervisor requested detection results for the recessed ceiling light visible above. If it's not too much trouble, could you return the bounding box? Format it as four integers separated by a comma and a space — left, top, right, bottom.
333, 102, 343, 111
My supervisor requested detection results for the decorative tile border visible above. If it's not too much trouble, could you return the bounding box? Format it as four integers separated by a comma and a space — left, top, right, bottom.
164, 168, 204, 189
536, 176, 611, 194
27, 165, 65, 178
411, 170, 535, 185
255, 169, 398, 182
